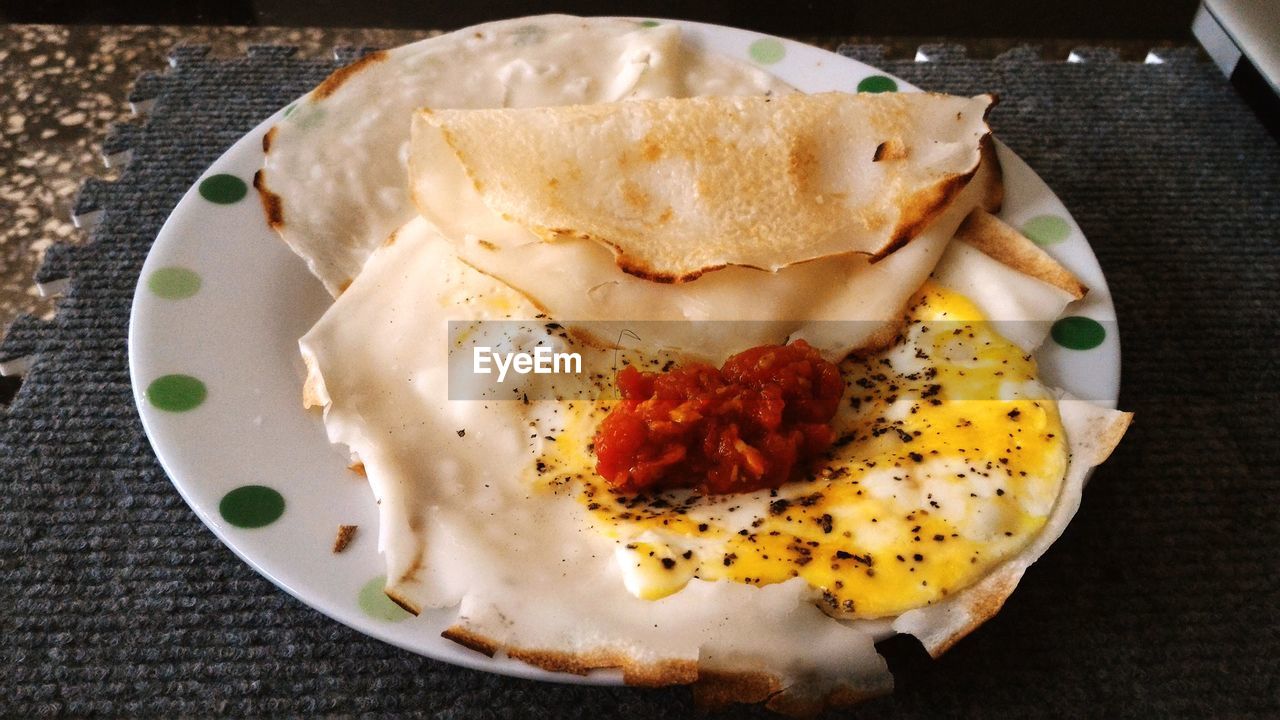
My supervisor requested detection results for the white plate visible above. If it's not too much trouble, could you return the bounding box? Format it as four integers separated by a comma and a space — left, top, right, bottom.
128, 18, 1121, 686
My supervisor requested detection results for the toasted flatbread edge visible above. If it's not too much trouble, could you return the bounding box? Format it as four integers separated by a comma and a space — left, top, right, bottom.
439, 624, 884, 715
867, 154, 982, 264
252, 169, 285, 231
976, 134, 1004, 213
954, 209, 1087, 300
421, 94, 996, 282
255, 51, 391, 297
313, 50, 389, 100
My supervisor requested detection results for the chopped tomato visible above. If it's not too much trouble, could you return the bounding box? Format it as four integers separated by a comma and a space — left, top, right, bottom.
593, 340, 844, 494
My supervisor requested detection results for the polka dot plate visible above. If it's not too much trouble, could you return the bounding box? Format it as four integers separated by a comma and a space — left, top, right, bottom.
128, 18, 1121, 685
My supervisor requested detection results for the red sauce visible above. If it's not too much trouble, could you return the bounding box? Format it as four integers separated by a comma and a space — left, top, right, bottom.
593, 340, 844, 495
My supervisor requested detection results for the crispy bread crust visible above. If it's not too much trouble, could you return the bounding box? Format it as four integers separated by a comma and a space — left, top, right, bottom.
440, 624, 879, 716
872, 159, 982, 262
313, 50, 389, 100
925, 565, 1022, 657
440, 626, 499, 657
1081, 409, 1134, 466
977, 135, 1004, 212
439, 624, 889, 716
332, 524, 358, 553
955, 209, 1088, 299
252, 170, 285, 230
693, 670, 783, 711
261, 126, 278, 153
256, 51, 389, 243
384, 585, 424, 616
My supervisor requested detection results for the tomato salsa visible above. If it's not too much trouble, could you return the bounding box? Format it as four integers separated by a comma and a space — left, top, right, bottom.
593, 340, 844, 495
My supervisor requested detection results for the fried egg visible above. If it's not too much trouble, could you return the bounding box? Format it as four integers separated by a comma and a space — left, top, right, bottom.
279, 16, 1131, 712
536, 282, 1068, 619
300, 216, 1131, 711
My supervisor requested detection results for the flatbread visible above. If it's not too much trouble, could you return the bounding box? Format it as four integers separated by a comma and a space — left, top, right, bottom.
411, 92, 994, 280
446, 149, 999, 364
299, 218, 895, 708
279, 18, 1122, 713
256, 15, 790, 296
954, 209, 1087, 299
299, 215, 1127, 713
936, 208, 1088, 351
406, 96, 1000, 362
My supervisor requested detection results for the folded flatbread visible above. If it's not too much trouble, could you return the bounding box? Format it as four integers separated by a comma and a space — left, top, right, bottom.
408, 93, 998, 361
256, 16, 789, 296
412, 92, 994, 281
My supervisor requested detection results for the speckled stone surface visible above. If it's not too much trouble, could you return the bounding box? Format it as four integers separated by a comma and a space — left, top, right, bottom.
0, 24, 1180, 338
0, 25, 434, 331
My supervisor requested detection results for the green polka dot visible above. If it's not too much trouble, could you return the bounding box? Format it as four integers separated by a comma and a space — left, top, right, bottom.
359, 576, 412, 622
639, 20, 660, 27
146, 374, 207, 412
749, 38, 785, 65
283, 103, 298, 118
1051, 316, 1106, 350
1022, 215, 1071, 246
198, 174, 247, 204
857, 75, 898, 93
147, 266, 201, 299
219, 485, 286, 529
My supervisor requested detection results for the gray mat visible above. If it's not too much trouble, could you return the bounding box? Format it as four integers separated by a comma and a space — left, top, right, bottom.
2, 41, 1277, 718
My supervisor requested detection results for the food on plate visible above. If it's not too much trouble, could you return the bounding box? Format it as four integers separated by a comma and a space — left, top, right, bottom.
262, 15, 1131, 714
408, 94, 1003, 361
592, 339, 845, 495
297, 216, 1129, 711
256, 15, 789, 296
333, 524, 358, 553
411, 92, 993, 279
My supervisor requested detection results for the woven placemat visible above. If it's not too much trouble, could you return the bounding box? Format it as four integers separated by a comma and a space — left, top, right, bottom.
1, 41, 1277, 717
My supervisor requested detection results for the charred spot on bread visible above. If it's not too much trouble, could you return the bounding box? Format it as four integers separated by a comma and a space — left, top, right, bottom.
313, 50, 389, 100
253, 170, 285, 229
870, 157, 983, 263
332, 524, 357, 553
441, 626, 500, 657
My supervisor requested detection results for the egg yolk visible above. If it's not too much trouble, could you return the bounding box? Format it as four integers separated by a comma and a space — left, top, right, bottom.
535, 281, 1070, 618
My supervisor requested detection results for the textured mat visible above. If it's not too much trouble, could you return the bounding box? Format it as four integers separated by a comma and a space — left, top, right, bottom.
1, 39, 1277, 718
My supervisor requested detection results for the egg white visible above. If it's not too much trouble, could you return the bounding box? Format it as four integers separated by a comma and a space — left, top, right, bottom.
301, 215, 1131, 706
